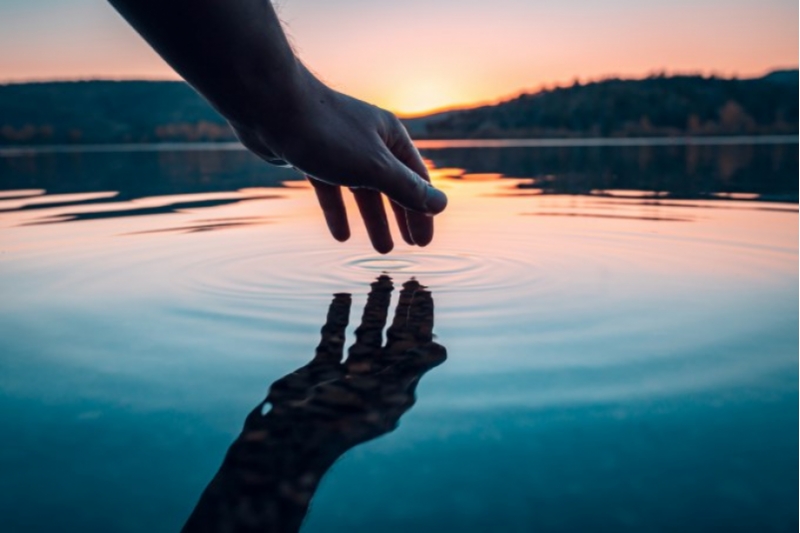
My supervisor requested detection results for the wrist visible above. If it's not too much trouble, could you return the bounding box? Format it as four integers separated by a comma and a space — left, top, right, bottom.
227, 63, 331, 158
219, 52, 307, 129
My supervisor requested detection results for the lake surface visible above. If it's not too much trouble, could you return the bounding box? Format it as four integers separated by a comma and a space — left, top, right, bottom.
0, 139, 797, 532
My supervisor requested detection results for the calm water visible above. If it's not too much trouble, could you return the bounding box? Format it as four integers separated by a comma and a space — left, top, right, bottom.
0, 139, 797, 532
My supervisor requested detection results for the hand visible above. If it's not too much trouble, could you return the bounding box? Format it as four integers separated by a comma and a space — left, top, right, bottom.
182, 276, 446, 533
107, 1, 446, 253
231, 68, 448, 253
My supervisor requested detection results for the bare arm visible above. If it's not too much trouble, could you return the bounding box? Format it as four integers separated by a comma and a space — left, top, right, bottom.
108, 0, 448, 252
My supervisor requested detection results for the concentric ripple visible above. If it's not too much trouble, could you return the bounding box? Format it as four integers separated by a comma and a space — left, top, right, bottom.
0, 169, 796, 409
173, 240, 551, 310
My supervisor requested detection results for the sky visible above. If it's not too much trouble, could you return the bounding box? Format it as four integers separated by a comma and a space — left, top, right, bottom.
0, 0, 797, 115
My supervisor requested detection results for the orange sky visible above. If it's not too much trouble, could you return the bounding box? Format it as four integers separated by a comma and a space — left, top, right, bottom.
0, 0, 797, 115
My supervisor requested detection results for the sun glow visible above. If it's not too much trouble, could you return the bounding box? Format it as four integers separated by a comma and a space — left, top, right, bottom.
0, 1, 796, 119
382, 79, 468, 117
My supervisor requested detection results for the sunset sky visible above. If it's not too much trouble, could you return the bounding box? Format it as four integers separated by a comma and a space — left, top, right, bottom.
0, 0, 797, 115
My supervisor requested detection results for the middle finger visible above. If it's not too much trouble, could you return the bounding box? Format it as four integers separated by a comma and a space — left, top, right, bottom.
352, 188, 393, 254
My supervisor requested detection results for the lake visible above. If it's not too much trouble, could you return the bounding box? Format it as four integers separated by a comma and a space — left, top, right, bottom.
0, 138, 797, 532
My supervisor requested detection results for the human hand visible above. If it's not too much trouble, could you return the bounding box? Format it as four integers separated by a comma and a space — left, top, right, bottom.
231, 68, 448, 253
108, 1, 445, 253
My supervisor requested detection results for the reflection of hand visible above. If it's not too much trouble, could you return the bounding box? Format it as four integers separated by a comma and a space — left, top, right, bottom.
182, 276, 446, 533
232, 66, 447, 254
263, 276, 446, 441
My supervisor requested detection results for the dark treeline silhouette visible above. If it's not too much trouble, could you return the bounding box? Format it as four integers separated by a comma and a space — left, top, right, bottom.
419, 70, 798, 139
0, 81, 232, 145
0, 71, 796, 145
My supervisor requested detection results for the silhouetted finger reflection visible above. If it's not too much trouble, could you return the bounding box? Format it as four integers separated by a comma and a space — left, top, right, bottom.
311, 293, 350, 365
182, 276, 446, 533
347, 276, 393, 370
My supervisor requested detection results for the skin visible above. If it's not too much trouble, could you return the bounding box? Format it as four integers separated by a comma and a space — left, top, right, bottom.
107, 0, 448, 253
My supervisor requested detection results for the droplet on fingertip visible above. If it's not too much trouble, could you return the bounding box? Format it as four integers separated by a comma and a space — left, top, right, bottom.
423, 186, 448, 214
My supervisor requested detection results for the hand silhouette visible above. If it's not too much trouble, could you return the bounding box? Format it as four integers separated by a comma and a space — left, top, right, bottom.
108, 1, 448, 254
232, 71, 448, 253
182, 276, 446, 533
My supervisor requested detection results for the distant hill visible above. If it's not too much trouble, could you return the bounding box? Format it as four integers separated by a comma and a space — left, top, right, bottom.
0, 70, 796, 145
760, 69, 799, 85
401, 110, 459, 137
0, 80, 232, 145
421, 70, 799, 139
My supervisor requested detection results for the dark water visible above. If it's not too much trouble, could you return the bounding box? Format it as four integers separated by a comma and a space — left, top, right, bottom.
0, 139, 797, 532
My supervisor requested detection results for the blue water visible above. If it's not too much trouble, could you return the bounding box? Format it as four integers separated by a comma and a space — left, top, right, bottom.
0, 140, 797, 532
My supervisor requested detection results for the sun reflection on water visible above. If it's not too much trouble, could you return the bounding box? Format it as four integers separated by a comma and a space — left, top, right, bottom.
0, 144, 797, 533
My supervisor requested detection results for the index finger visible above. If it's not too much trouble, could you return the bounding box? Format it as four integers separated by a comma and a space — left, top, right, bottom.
387, 124, 436, 246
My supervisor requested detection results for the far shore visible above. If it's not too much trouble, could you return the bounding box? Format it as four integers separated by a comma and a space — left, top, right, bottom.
0, 134, 797, 157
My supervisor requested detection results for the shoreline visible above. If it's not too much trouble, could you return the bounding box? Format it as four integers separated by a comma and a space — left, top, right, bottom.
0, 134, 797, 157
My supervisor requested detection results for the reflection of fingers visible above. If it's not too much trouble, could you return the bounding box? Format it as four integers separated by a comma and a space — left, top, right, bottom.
353, 188, 393, 254
346, 276, 394, 370
312, 293, 351, 365
389, 201, 414, 245
308, 176, 350, 242
385, 279, 434, 352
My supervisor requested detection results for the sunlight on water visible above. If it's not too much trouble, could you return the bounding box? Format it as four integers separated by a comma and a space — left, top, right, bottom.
1, 156, 795, 400
0, 142, 797, 532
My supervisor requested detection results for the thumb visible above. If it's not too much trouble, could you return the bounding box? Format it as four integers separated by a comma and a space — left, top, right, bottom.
374, 153, 448, 214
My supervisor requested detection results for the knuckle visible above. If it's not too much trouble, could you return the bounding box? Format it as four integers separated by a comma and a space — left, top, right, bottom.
362, 150, 394, 178
378, 109, 404, 138
384, 110, 402, 128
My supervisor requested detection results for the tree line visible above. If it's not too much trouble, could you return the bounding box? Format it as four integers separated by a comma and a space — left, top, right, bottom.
0, 71, 796, 145
420, 70, 798, 138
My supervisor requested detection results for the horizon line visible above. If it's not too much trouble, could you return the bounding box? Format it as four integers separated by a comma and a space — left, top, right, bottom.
1, 65, 796, 118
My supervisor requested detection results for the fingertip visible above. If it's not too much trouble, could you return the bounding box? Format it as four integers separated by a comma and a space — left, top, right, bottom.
423, 186, 448, 215
331, 226, 351, 242
352, 188, 394, 254
414, 234, 433, 247
374, 240, 394, 255
406, 210, 433, 246
382, 170, 448, 216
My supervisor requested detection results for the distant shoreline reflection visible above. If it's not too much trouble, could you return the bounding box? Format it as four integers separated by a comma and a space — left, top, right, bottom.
182, 276, 446, 533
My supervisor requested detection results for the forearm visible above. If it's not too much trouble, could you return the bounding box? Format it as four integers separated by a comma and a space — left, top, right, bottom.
108, 0, 304, 128
110, 0, 447, 246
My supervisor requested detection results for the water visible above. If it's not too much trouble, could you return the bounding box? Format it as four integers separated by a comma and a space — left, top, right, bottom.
0, 139, 797, 532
